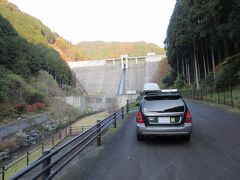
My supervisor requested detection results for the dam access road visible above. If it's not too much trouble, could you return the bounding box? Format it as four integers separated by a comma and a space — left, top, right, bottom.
73, 101, 240, 180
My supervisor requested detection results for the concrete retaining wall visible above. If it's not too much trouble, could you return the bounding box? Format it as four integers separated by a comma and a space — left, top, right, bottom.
0, 115, 48, 139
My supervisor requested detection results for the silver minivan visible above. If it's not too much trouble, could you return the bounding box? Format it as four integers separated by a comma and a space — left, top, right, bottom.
136, 92, 192, 141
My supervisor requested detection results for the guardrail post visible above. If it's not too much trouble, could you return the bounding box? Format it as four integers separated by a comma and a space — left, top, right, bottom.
212, 90, 214, 103
113, 112, 117, 128
230, 86, 233, 107
81, 126, 84, 133
121, 106, 124, 119
2, 165, 5, 180
223, 90, 226, 105
41, 142, 44, 154
69, 126, 72, 136
126, 100, 129, 114
27, 151, 29, 166
206, 90, 208, 102
97, 120, 101, 146
42, 149, 51, 180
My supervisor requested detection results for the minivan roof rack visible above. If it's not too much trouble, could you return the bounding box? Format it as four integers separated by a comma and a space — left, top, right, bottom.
144, 89, 180, 97
160, 89, 179, 95
142, 83, 161, 91
144, 92, 161, 96
161, 89, 178, 93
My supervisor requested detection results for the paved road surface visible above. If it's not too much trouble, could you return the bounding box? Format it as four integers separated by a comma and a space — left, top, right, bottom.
77, 101, 240, 180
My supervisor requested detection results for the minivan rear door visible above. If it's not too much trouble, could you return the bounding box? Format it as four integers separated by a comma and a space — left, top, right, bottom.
142, 95, 185, 125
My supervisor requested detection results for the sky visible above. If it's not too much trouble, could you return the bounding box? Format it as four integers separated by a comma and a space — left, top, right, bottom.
9, 0, 176, 47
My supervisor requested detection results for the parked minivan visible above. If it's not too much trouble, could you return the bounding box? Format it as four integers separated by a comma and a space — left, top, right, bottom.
136, 89, 193, 141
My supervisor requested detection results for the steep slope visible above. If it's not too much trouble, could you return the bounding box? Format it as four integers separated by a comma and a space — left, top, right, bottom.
77, 41, 165, 60
0, 13, 73, 85
0, 3, 74, 107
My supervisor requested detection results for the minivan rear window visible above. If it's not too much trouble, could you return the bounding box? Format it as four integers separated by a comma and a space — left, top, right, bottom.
143, 96, 185, 112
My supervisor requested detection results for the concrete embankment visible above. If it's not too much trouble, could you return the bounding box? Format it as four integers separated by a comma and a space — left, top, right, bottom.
0, 114, 48, 139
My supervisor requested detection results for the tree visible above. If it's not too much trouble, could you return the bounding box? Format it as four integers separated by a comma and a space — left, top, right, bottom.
164, 0, 240, 89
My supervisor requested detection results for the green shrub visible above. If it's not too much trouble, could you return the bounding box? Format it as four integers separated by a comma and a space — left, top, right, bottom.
216, 52, 240, 86
201, 73, 215, 90
174, 74, 186, 89
0, 103, 14, 117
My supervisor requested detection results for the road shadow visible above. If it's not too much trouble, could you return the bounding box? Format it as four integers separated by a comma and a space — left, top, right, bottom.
140, 136, 191, 146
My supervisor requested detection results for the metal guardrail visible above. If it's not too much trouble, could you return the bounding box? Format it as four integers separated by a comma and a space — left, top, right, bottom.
0, 111, 103, 180
8, 102, 134, 180
181, 86, 240, 109
0, 128, 72, 180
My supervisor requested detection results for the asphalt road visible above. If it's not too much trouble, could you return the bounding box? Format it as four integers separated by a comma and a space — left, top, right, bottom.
77, 101, 240, 180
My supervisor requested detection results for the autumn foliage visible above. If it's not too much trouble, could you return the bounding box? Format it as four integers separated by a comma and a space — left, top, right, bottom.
14, 102, 46, 113
25, 102, 47, 112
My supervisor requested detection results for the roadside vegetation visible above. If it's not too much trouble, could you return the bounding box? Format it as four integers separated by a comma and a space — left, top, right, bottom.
158, 57, 172, 89
0, 69, 83, 158
0, 0, 82, 125
163, 0, 240, 90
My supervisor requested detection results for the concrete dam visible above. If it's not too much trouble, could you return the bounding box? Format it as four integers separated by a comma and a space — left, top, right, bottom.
69, 55, 164, 98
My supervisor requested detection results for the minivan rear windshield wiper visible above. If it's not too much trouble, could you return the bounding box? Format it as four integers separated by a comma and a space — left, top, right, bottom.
163, 106, 184, 112
144, 95, 181, 100
144, 106, 185, 113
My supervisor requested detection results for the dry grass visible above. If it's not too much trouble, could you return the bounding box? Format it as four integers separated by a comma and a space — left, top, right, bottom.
0, 136, 20, 151
71, 112, 110, 127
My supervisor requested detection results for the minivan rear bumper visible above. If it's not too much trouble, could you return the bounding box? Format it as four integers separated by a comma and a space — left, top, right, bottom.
136, 123, 192, 136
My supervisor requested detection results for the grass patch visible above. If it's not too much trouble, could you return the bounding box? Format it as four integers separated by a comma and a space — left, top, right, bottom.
71, 112, 109, 128
128, 101, 139, 110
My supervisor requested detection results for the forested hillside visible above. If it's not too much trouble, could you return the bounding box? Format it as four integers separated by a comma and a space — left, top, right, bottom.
77, 41, 165, 60
0, 0, 77, 120
0, 14, 75, 101
0, 14, 74, 83
164, 0, 240, 89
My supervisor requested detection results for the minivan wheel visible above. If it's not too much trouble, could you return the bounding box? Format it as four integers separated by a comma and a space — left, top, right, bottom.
137, 134, 144, 141
183, 135, 191, 142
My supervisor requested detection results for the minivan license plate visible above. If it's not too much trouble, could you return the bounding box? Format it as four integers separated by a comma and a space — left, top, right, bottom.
158, 117, 170, 124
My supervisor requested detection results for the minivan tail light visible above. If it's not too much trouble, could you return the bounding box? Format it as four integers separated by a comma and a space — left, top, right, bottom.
184, 111, 192, 123
136, 112, 144, 124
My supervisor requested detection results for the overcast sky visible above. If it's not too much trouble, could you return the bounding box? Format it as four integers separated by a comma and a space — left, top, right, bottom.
9, 0, 176, 47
